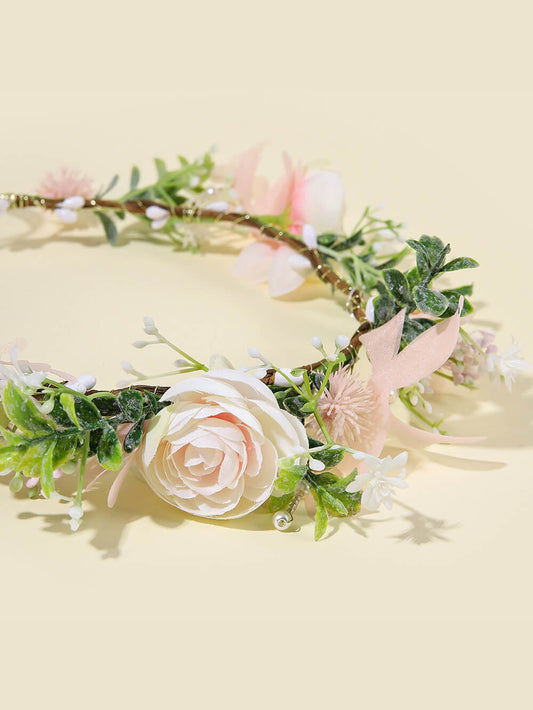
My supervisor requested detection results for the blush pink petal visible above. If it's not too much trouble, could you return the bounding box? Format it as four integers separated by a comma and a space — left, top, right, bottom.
268, 245, 309, 297
232, 241, 276, 283
233, 143, 265, 209
388, 415, 485, 447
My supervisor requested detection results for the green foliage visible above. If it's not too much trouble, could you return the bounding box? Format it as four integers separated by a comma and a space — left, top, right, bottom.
0, 382, 167, 496
95, 211, 118, 245
307, 470, 361, 541
275, 462, 307, 493
119, 152, 215, 206
370, 235, 479, 333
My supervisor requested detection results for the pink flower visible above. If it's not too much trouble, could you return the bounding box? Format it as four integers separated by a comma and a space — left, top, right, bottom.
140, 369, 308, 519
231, 145, 344, 297
37, 167, 95, 199
309, 305, 482, 460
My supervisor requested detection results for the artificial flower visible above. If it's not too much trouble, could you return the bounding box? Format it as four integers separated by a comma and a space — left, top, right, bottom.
485, 337, 528, 391
140, 369, 308, 519
231, 144, 345, 297
37, 167, 95, 200
309, 305, 481, 459
54, 195, 85, 224
146, 205, 170, 230
346, 451, 408, 510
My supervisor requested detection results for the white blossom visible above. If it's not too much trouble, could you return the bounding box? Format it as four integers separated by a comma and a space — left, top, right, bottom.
0, 346, 46, 394
346, 451, 408, 511
145, 205, 170, 230
486, 339, 529, 391
54, 195, 85, 224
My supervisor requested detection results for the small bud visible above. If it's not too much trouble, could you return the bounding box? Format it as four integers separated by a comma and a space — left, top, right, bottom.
121, 360, 134, 374
143, 316, 157, 335
335, 334, 350, 350
311, 336, 323, 350
309, 459, 326, 472
40, 398, 55, 414
248, 347, 263, 360
205, 201, 229, 212
132, 340, 149, 349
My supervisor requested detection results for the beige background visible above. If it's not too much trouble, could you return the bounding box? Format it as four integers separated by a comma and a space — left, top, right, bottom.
1, 1, 532, 708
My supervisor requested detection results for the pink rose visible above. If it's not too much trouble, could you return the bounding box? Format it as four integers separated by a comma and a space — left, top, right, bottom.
140, 369, 308, 519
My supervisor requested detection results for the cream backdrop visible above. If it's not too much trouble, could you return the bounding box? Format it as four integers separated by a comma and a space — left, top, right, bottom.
1, 1, 532, 709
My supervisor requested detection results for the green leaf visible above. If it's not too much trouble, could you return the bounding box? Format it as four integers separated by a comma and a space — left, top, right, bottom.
406, 267, 422, 289
97, 425, 122, 471
40, 442, 56, 497
117, 389, 144, 420
98, 173, 119, 198
275, 464, 307, 493
282, 395, 308, 418
320, 489, 349, 516
123, 417, 146, 454
373, 293, 398, 326
129, 165, 140, 191
60, 393, 102, 429
331, 230, 364, 252
311, 446, 344, 468
402, 317, 435, 345
440, 290, 474, 317
383, 269, 412, 306
413, 286, 449, 316
267, 493, 293, 513
440, 257, 479, 273
154, 157, 167, 178
95, 211, 118, 246
407, 240, 431, 278
314, 492, 329, 541
53, 434, 78, 468
2, 384, 54, 436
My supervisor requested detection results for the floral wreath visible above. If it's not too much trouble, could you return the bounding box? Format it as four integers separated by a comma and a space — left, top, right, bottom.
0, 146, 528, 540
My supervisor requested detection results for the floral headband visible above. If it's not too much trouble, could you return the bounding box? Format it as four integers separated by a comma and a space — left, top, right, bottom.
0, 146, 527, 540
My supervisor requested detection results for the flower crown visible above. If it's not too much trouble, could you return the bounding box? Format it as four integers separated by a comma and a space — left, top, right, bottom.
0, 146, 527, 540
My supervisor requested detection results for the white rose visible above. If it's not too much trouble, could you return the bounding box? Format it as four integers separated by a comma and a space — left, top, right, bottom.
140, 369, 308, 519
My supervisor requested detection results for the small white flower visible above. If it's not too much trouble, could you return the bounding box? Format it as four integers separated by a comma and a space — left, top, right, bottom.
146, 205, 170, 230
0, 346, 46, 394
486, 339, 529, 392
346, 451, 408, 511
189, 175, 200, 188
0, 197, 10, 216
302, 224, 318, 250
311, 336, 323, 350
54, 195, 85, 224
132, 340, 150, 349
365, 297, 375, 324
68, 504, 83, 532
